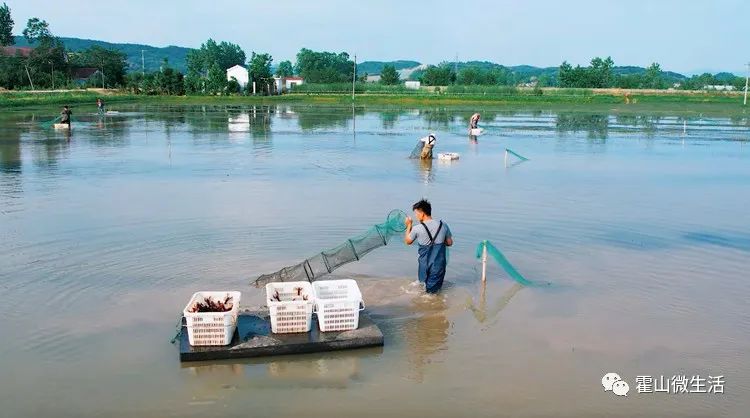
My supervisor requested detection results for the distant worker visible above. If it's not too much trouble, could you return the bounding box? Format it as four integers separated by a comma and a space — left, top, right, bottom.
469, 113, 481, 129
60, 106, 72, 125
419, 134, 437, 160
96, 98, 105, 114
404, 199, 453, 294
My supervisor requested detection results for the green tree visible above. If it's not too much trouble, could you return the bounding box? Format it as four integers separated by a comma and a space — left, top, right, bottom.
0, 56, 26, 88
275, 60, 293, 77
205, 63, 227, 94
186, 38, 245, 77
642, 62, 666, 89
249, 52, 273, 86
588, 56, 614, 88
295, 48, 354, 83
184, 39, 244, 94
151, 59, 185, 95
75, 45, 128, 87
420, 65, 455, 86
0, 3, 13, 46
379, 64, 400, 85
22, 18, 52, 45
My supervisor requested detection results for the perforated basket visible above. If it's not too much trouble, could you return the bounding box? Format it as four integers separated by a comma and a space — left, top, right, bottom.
312, 279, 364, 332
266, 281, 315, 334
183, 291, 241, 346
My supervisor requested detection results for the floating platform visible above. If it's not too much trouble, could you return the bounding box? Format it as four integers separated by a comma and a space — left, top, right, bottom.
179, 309, 384, 362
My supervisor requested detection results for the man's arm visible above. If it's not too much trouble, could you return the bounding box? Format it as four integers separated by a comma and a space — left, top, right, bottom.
404, 217, 415, 245
444, 224, 453, 246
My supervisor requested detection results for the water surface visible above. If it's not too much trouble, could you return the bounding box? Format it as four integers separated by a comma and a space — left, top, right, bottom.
1, 104, 749, 417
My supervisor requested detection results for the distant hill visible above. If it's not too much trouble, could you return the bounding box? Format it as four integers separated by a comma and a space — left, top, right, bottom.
13, 36, 193, 73
357, 60, 421, 75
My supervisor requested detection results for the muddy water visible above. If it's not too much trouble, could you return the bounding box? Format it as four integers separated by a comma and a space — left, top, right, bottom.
1, 104, 749, 417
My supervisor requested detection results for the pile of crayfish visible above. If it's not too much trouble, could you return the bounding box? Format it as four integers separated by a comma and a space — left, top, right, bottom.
188, 294, 234, 313
269, 286, 309, 303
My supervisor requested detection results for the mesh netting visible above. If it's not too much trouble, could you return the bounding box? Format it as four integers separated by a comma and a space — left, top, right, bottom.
476, 240, 534, 286
252, 210, 407, 287
409, 140, 424, 159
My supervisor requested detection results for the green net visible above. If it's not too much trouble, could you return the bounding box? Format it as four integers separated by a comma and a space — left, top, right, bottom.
39, 115, 62, 129
476, 240, 534, 286
505, 148, 529, 161
252, 210, 407, 287
409, 140, 424, 159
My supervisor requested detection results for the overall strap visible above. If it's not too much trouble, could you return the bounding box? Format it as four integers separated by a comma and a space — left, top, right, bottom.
420, 221, 443, 245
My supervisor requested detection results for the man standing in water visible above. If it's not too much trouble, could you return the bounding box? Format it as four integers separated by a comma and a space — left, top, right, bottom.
60, 106, 72, 126
469, 113, 481, 130
404, 199, 453, 293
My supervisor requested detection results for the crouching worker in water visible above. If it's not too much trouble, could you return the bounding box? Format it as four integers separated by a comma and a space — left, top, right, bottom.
404, 199, 453, 293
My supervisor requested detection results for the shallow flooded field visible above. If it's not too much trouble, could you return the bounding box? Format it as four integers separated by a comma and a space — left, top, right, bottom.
1, 104, 749, 417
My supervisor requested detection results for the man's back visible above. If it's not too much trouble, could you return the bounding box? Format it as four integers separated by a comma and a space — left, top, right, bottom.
409, 219, 451, 246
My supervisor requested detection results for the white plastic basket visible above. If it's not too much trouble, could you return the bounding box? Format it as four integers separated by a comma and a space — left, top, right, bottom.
183, 291, 241, 346
266, 281, 315, 334
469, 128, 483, 136
312, 279, 364, 332
438, 152, 460, 161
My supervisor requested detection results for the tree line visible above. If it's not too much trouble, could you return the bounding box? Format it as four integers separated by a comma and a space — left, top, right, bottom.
0, 2, 744, 94
0, 3, 127, 90
411, 57, 746, 91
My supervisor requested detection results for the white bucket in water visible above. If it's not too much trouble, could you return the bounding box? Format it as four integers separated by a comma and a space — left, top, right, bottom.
438, 152, 460, 161
469, 128, 483, 136
53, 123, 71, 130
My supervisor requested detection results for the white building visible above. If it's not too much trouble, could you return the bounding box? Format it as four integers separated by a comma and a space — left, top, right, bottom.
703, 85, 735, 91
284, 76, 304, 90
274, 76, 305, 93
404, 80, 421, 89
227, 65, 249, 89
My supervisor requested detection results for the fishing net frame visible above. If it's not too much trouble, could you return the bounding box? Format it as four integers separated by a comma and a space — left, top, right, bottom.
252, 210, 407, 287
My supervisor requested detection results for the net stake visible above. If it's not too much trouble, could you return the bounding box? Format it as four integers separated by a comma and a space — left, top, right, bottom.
481, 241, 488, 282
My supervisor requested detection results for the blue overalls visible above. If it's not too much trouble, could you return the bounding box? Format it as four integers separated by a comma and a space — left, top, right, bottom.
417, 221, 447, 293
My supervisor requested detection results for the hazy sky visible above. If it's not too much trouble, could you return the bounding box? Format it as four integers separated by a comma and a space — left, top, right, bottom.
7, 0, 749, 74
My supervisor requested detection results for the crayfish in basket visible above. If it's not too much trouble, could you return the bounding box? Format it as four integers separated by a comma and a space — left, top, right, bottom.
188, 294, 234, 313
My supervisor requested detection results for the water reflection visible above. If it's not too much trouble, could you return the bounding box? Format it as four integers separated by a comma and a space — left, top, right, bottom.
32, 133, 71, 171
380, 109, 408, 130
419, 108, 454, 128
296, 105, 364, 131
0, 126, 22, 175
556, 113, 609, 141
405, 296, 450, 382
467, 282, 524, 324
413, 158, 434, 184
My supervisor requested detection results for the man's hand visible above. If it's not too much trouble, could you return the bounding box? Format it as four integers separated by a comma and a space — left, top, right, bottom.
404, 216, 414, 245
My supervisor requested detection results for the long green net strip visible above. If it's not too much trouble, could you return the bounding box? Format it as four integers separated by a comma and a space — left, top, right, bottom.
476, 240, 534, 286
505, 148, 529, 161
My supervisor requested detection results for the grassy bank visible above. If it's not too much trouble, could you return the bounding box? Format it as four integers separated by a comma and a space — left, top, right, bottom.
2, 87, 747, 116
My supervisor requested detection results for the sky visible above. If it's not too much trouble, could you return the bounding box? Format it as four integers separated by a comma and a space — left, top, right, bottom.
7, 0, 749, 75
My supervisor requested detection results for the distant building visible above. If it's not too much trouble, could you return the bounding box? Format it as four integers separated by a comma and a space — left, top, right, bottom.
283, 76, 304, 90
274, 76, 305, 93
366, 75, 381, 83
72, 67, 100, 84
404, 80, 421, 89
226, 65, 249, 89
1, 46, 33, 58
703, 85, 735, 91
